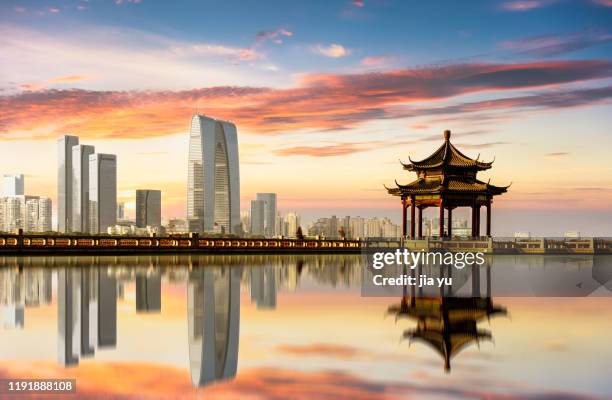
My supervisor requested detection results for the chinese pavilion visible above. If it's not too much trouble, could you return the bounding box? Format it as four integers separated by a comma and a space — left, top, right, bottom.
386, 130, 508, 238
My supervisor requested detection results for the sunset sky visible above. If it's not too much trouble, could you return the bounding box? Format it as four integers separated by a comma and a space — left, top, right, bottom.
1, 0, 611, 235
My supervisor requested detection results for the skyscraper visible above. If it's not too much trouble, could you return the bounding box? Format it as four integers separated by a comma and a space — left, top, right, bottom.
256, 193, 277, 237
285, 212, 301, 238
58, 135, 79, 232
2, 174, 24, 196
135, 189, 161, 229
187, 114, 240, 234
72, 144, 95, 233
89, 153, 117, 234
250, 200, 264, 236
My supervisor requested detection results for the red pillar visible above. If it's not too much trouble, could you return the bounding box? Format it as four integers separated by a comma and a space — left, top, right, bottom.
486, 200, 491, 237
418, 207, 423, 238
401, 198, 407, 239
447, 207, 453, 238
439, 199, 444, 238
410, 196, 416, 239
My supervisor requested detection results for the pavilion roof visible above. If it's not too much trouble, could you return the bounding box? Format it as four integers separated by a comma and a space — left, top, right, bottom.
386, 176, 509, 197
401, 130, 493, 172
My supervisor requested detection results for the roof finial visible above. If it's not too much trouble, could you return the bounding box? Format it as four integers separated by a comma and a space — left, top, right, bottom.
444, 130, 451, 141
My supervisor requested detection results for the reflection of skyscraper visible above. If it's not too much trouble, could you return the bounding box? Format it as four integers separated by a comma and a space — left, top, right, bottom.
72, 144, 95, 233
188, 266, 241, 387
98, 271, 117, 347
136, 273, 161, 312
81, 268, 97, 356
256, 193, 277, 238
1, 304, 24, 328
187, 114, 240, 234
58, 269, 81, 366
250, 265, 277, 309
58, 135, 79, 232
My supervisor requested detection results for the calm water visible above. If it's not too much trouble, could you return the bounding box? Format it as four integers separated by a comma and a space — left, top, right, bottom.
1, 254, 611, 399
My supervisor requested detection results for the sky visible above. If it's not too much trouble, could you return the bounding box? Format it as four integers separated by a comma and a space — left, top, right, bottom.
1, 0, 611, 235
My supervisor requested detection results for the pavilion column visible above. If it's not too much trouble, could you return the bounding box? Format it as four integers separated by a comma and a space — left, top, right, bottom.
401, 198, 407, 239
410, 196, 416, 239
417, 207, 423, 238
471, 204, 476, 237
475, 205, 481, 237
486, 200, 491, 237
438, 198, 444, 238
447, 207, 453, 238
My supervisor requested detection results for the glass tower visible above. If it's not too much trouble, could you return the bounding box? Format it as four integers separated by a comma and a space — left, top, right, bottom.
57, 135, 79, 232
88, 153, 117, 234
187, 115, 240, 234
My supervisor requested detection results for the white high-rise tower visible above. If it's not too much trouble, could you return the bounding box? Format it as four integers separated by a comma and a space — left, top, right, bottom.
187, 115, 240, 234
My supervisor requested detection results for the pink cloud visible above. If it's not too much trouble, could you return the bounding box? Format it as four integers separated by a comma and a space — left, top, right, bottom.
501, 0, 554, 11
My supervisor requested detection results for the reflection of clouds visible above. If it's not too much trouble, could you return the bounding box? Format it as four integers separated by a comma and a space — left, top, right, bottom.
0, 362, 598, 400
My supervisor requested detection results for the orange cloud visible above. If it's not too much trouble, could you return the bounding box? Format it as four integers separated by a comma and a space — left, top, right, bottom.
274, 142, 376, 157
276, 343, 361, 359
2, 60, 611, 141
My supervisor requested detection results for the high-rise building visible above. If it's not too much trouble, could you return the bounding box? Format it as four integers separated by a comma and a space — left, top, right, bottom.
89, 153, 117, 234
135, 189, 161, 229
2, 174, 24, 197
116, 202, 125, 220
0, 195, 51, 233
240, 210, 250, 234
187, 114, 240, 234
256, 193, 277, 237
285, 212, 300, 238
58, 135, 79, 232
72, 144, 95, 233
250, 200, 265, 236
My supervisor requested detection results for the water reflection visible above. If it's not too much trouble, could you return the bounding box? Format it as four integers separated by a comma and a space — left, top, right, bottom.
1, 254, 610, 391
388, 264, 507, 372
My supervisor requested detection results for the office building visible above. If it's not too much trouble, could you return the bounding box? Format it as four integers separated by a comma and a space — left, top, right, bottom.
2, 174, 24, 197
89, 153, 117, 234
117, 202, 125, 220
187, 114, 240, 234
135, 189, 161, 229
256, 193, 276, 237
250, 200, 265, 236
72, 144, 95, 232
240, 210, 250, 234
58, 135, 79, 232
285, 212, 300, 238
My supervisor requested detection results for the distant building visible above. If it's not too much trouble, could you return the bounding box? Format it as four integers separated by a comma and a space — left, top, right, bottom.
0, 196, 51, 233
564, 231, 581, 238
165, 219, 187, 234
285, 212, 300, 238
256, 193, 277, 237
250, 200, 265, 236
240, 210, 250, 234
135, 190, 161, 229
71, 144, 95, 233
514, 232, 531, 238
2, 174, 24, 197
187, 114, 240, 234
116, 202, 125, 220
58, 135, 79, 232
89, 153, 117, 234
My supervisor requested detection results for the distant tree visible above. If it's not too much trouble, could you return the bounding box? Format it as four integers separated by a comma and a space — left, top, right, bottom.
296, 226, 304, 240
338, 227, 346, 239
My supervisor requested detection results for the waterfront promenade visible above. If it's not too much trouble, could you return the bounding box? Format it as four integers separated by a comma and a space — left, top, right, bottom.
0, 232, 610, 255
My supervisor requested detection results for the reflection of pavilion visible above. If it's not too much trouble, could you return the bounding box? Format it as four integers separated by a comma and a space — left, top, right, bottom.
388, 265, 506, 372
188, 266, 241, 387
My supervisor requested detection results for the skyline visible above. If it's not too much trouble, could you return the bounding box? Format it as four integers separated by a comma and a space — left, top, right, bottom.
1, 0, 612, 235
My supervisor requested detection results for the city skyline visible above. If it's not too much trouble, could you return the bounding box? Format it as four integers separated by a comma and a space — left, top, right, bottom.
1, 1, 611, 235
